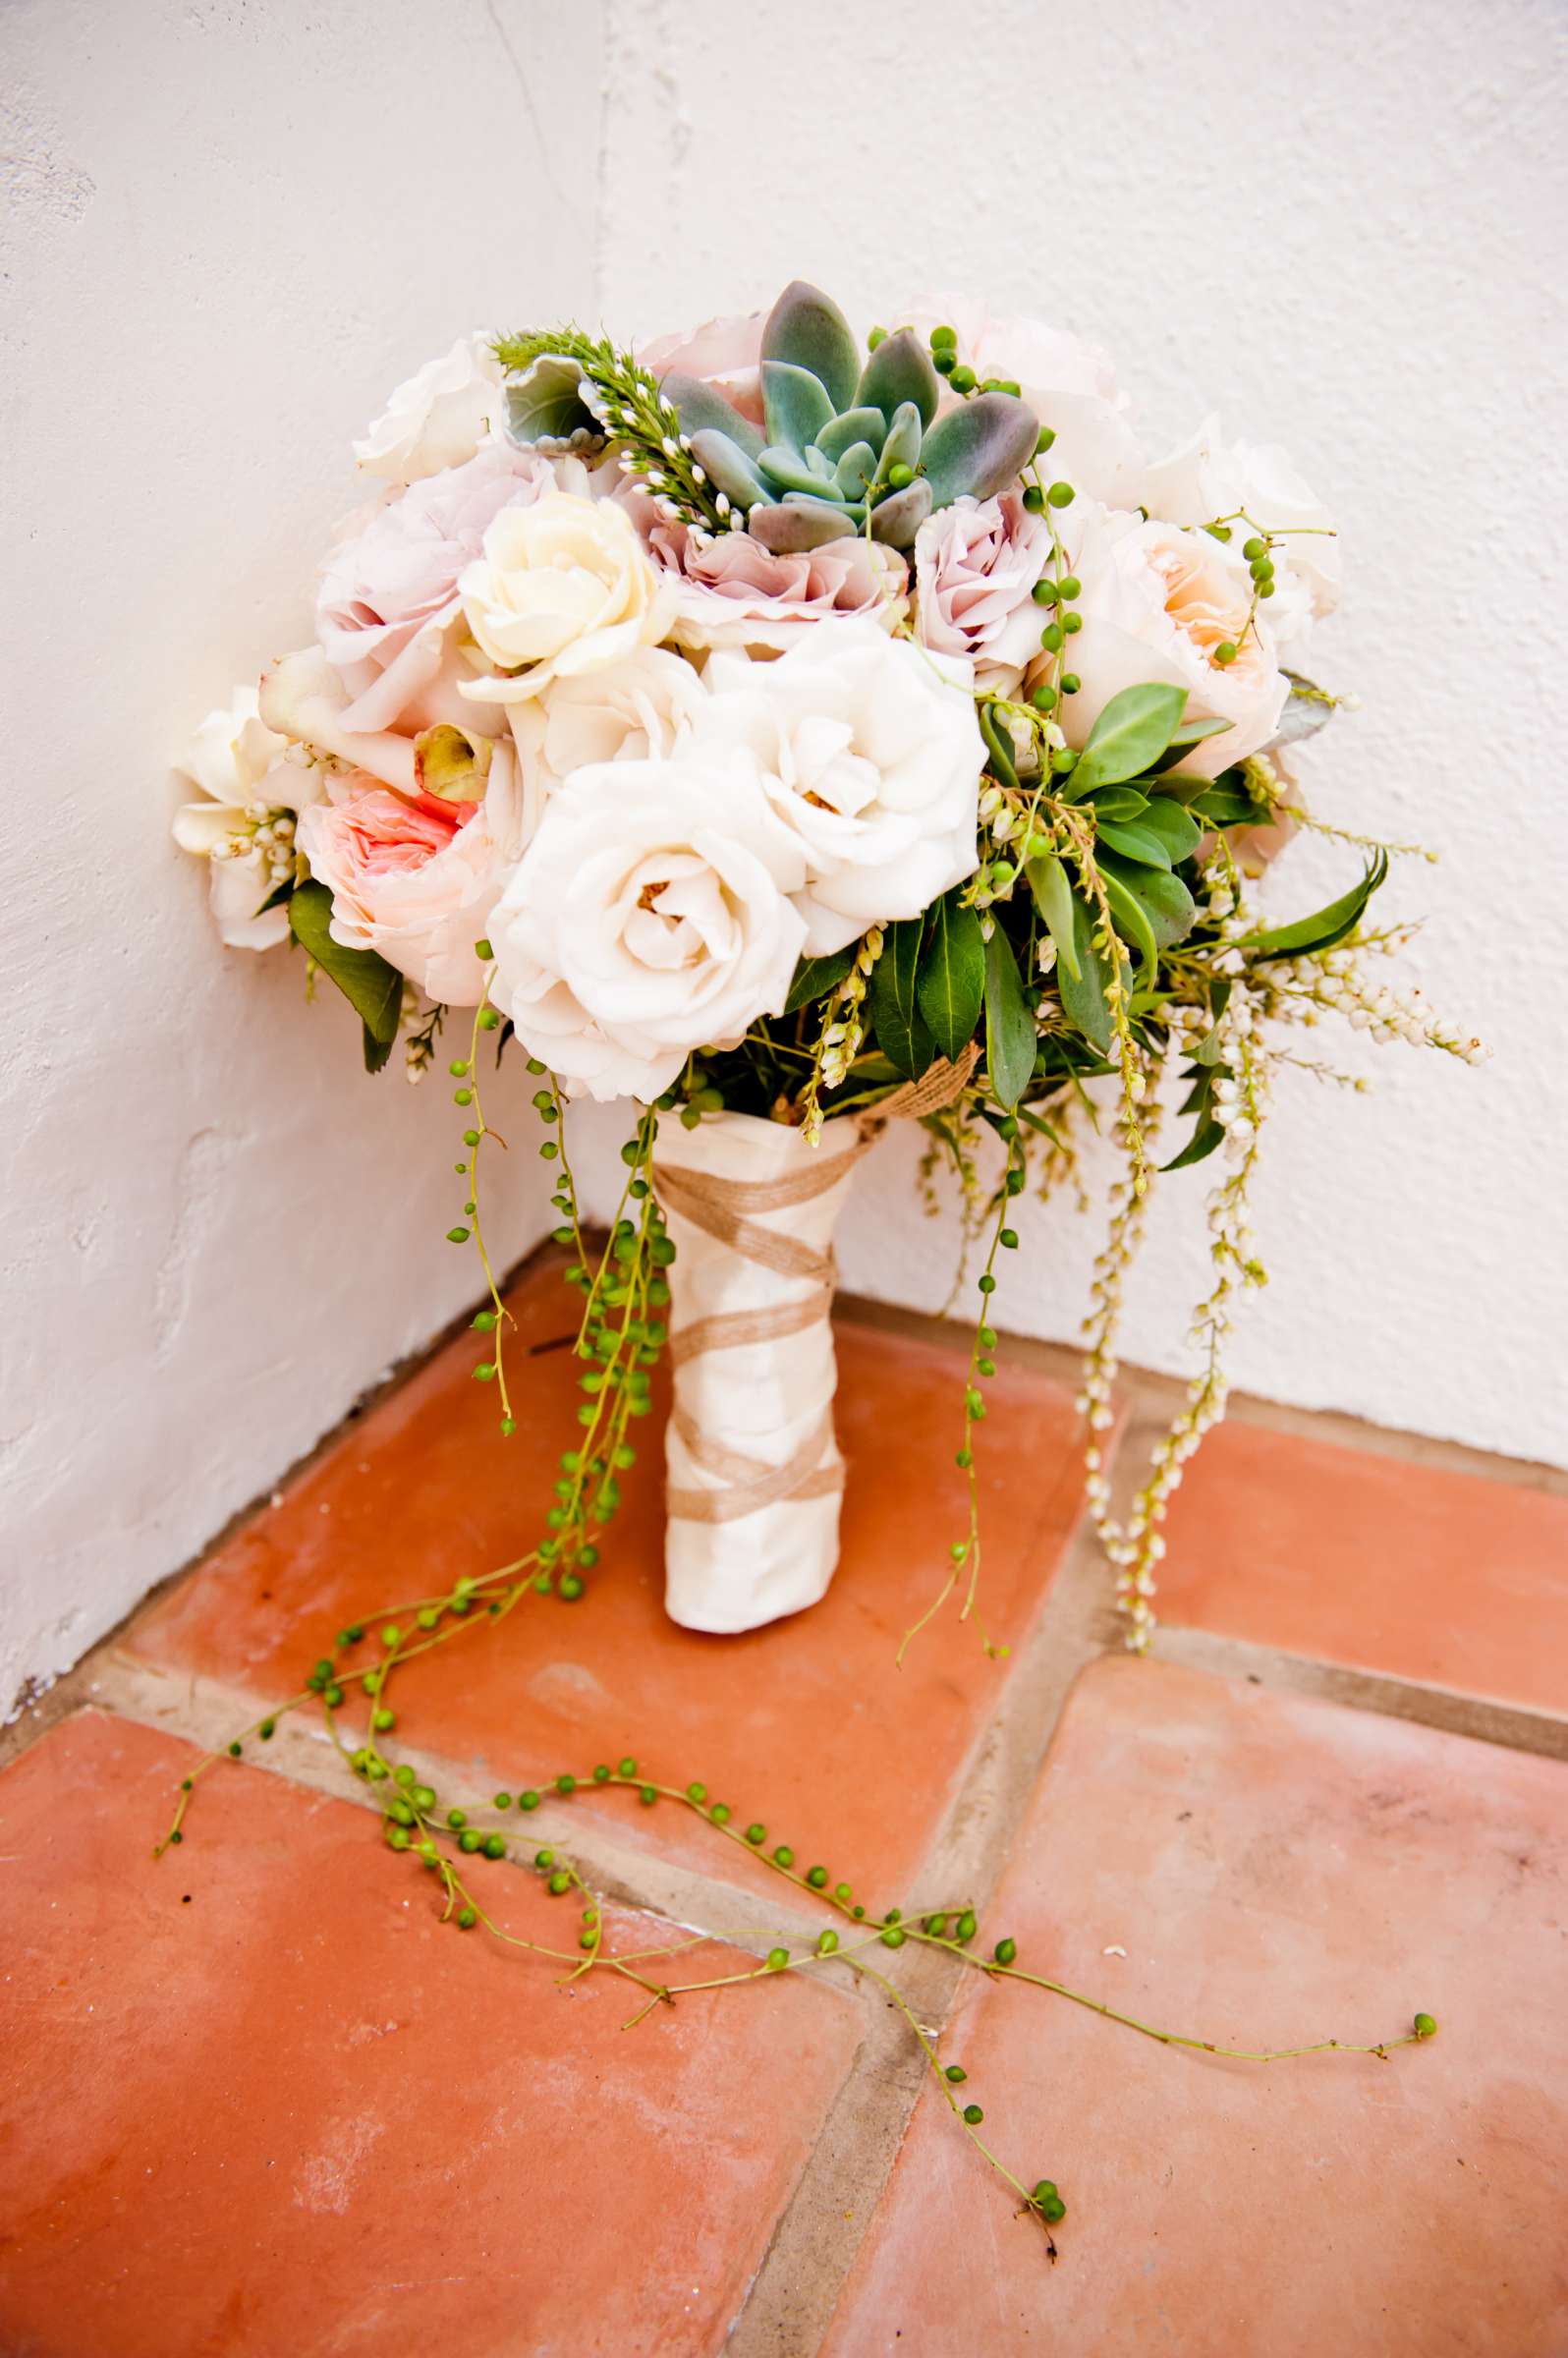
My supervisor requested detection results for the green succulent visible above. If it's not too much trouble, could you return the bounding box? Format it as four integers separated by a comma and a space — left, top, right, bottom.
663, 281, 1039, 553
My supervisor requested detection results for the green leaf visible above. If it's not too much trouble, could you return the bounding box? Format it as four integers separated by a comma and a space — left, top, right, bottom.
290, 880, 404, 1072
1135, 798, 1203, 864
1100, 869, 1158, 985
983, 927, 1036, 1110
1243, 853, 1388, 959
1163, 1115, 1226, 1171
1096, 853, 1199, 951
1071, 684, 1188, 793
783, 944, 856, 1015
1148, 714, 1234, 774
1055, 895, 1118, 1054
917, 893, 986, 1061
868, 917, 933, 1079
1190, 784, 1265, 826
1094, 817, 1174, 870
1082, 786, 1150, 822
1026, 853, 1082, 980
977, 701, 1021, 793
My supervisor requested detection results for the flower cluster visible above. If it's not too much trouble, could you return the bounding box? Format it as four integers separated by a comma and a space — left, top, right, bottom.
174, 276, 1464, 1648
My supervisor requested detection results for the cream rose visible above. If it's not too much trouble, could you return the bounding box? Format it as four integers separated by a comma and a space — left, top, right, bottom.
1051, 505, 1289, 778
296, 741, 527, 1006
353, 333, 504, 485
173, 685, 307, 950
488, 750, 808, 1102
694, 623, 983, 956
458, 490, 675, 705
507, 645, 707, 831
1139, 415, 1340, 659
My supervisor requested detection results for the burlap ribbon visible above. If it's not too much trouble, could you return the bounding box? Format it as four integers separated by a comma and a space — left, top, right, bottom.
654, 1045, 980, 1528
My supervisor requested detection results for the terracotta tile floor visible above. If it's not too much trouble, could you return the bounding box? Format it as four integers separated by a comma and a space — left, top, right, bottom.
123, 1257, 1092, 1901
0, 1712, 861, 2358
1156, 1419, 1568, 1713
824, 1657, 1568, 2357
4, 1268, 1566, 2354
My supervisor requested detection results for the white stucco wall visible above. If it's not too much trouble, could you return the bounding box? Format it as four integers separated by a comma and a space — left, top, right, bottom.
1, 0, 602, 1711
3, 0, 1564, 1711
588, 0, 1568, 1468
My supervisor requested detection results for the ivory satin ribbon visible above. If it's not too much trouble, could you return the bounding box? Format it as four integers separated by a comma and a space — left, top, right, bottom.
651, 1048, 978, 1632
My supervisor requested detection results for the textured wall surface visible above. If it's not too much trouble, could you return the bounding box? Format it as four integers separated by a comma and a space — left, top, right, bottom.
3, 0, 1565, 1711
588, 0, 1568, 1465
0, 0, 601, 1711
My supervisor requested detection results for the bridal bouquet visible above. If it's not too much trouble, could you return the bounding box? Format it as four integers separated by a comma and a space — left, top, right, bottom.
176, 279, 1477, 1648
166, 280, 1462, 2255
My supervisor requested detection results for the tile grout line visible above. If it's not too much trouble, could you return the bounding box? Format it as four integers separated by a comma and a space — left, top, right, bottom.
722, 1501, 1120, 2357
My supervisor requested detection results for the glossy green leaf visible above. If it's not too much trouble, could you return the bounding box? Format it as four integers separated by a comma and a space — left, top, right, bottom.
1243, 853, 1388, 959
1071, 684, 1188, 793
1094, 817, 1174, 870
1136, 798, 1203, 864
290, 880, 403, 1075
983, 926, 1036, 1110
917, 893, 986, 1061
1082, 786, 1150, 822
1190, 783, 1267, 827
1055, 895, 1118, 1054
783, 944, 856, 1015
1096, 852, 1198, 951
1162, 1114, 1226, 1171
1100, 869, 1158, 984
1148, 714, 1234, 774
1025, 852, 1081, 980
868, 917, 933, 1079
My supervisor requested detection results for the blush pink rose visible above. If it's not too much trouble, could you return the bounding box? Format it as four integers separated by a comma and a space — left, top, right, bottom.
644, 519, 907, 652
638, 312, 765, 429
913, 491, 1051, 690
316, 446, 553, 733
296, 743, 527, 1005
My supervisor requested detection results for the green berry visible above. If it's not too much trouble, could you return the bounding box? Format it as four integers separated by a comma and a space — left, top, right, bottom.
945, 2064, 967, 2083
1414, 2012, 1437, 2039
930, 325, 958, 351
459, 1828, 481, 1853
817, 1929, 839, 1954
957, 1910, 978, 1942
807, 1865, 828, 1888
547, 1870, 572, 1895
963, 2104, 984, 2124
994, 1937, 1017, 1965
880, 1926, 906, 1949
1045, 480, 1074, 509
456, 1907, 476, 1930
1213, 641, 1238, 667
483, 1834, 506, 1860
765, 1946, 790, 1971
746, 1824, 766, 1846
773, 1845, 795, 1869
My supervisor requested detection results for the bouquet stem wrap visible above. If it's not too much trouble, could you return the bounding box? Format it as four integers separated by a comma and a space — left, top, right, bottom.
652, 1109, 867, 1634
651, 1051, 979, 1634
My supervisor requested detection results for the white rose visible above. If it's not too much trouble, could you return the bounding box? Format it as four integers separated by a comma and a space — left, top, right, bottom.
695, 623, 983, 956
353, 333, 504, 486
891, 292, 1145, 505
489, 749, 808, 1102
508, 645, 707, 814
172, 685, 302, 950
458, 490, 675, 705
258, 646, 424, 794
1139, 414, 1339, 659
1052, 505, 1289, 778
